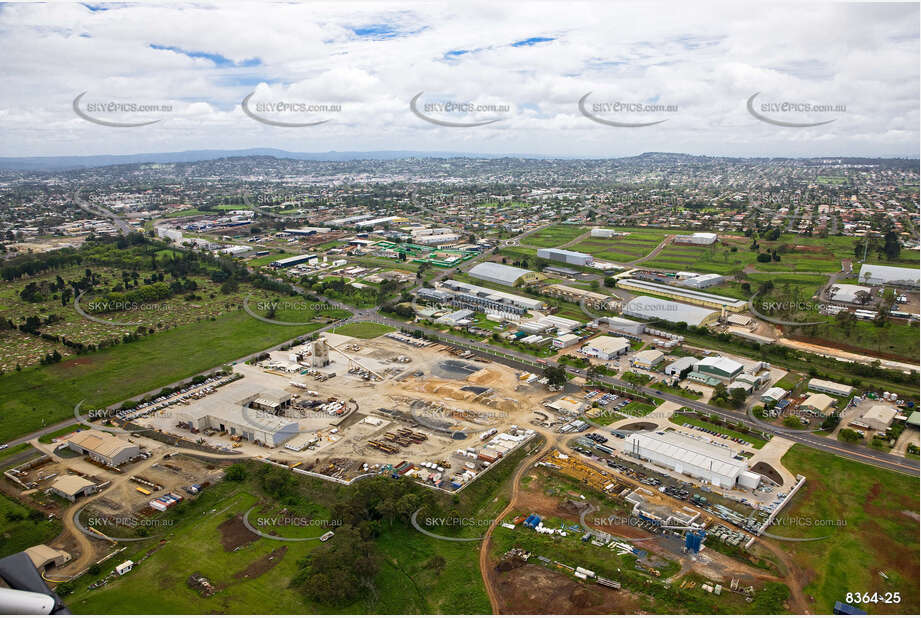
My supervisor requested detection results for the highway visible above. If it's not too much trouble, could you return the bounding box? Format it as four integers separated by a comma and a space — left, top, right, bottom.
72, 186, 134, 234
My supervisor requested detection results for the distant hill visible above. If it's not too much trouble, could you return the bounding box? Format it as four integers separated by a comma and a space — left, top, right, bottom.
0, 148, 563, 172
0, 148, 915, 172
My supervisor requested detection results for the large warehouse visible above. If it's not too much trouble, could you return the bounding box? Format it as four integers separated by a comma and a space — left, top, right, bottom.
536, 248, 592, 267
592, 315, 646, 337
857, 264, 920, 288
674, 232, 718, 246
468, 262, 536, 287
176, 392, 299, 447
617, 279, 747, 312
440, 280, 546, 313
694, 356, 744, 382
625, 431, 761, 489
66, 430, 140, 467
581, 335, 630, 360
622, 295, 720, 327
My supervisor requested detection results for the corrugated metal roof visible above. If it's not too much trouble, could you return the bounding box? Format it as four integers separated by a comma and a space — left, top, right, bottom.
630, 432, 744, 480
469, 262, 533, 285
623, 295, 719, 327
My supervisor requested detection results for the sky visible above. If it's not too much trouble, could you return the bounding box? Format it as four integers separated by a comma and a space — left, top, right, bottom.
0, 1, 918, 159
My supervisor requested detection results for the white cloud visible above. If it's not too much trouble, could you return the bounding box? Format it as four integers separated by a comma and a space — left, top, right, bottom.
0, 1, 916, 157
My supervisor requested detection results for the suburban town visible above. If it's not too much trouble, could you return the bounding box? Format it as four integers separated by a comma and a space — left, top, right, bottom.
0, 2, 918, 617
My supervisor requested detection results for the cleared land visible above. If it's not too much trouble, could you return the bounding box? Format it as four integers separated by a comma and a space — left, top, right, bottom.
771, 445, 919, 615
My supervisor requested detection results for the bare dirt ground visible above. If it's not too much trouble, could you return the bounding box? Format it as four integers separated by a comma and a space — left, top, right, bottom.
493, 563, 643, 614
232, 546, 288, 580
217, 514, 259, 551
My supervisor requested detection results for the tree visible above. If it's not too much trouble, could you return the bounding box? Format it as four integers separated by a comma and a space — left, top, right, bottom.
225, 463, 248, 481
543, 365, 567, 387
783, 415, 804, 429
729, 388, 748, 408
839, 428, 862, 443
883, 229, 901, 260
292, 525, 378, 605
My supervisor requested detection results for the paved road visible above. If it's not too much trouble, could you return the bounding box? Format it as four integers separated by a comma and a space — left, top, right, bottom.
73, 187, 134, 234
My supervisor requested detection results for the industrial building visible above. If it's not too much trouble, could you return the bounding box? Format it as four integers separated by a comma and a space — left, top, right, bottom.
284, 227, 331, 236
857, 264, 920, 288
807, 378, 853, 398
590, 228, 628, 238
355, 216, 406, 228
673, 232, 718, 245
414, 233, 461, 246
625, 431, 761, 489
622, 295, 721, 327
800, 393, 836, 415
468, 262, 536, 287
693, 356, 744, 382
520, 315, 582, 335
410, 227, 453, 237
176, 392, 299, 447
24, 545, 72, 571
270, 254, 316, 268
664, 357, 697, 379
680, 273, 724, 289
860, 405, 898, 431
542, 284, 617, 311
828, 284, 873, 304
66, 430, 140, 467
552, 333, 581, 349
438, 280, 545, 315
761, 386, 788, 403
580, 335, 630, 360
617, 279, 747, 312
436, 309, 474, 326
536, 248, 593, 267
632, 349, 665, 369
592, 315, 646, 337
50, 475, 97, 502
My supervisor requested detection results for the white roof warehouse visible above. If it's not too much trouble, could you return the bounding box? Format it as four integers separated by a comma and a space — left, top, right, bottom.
625, 431, 760, 490
623, 295, 720, 327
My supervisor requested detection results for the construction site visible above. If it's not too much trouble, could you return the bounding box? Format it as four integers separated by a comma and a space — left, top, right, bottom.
128, 330, 548, 492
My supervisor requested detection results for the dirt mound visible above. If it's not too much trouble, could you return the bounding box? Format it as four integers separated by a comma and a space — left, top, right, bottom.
559, 499, 589, 514
493, 564, 640, 614
751, 461, 783, 485
467, 367, 501, 385
496, 558, 524, 572
217, 514, 259, 551
233, 546, 287, 580
187, 572, 218, 597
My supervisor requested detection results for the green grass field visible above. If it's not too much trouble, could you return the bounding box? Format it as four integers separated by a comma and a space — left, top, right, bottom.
0, 310, 327, 443
522, 225, 587, 248
772, 445, 919, 614
0, 493, 62, 558
332, 322, 396, 339
38, 423, 88, 443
